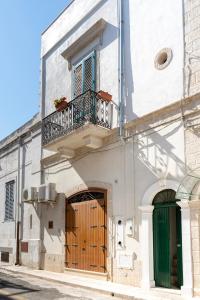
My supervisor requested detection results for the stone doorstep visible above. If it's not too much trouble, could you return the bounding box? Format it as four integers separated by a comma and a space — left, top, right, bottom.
0, 265, 197, 300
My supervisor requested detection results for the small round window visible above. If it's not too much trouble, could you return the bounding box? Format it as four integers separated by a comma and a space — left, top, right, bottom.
154, 48, 172, 70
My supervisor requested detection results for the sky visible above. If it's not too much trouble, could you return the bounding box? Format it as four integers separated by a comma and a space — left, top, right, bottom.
0, 0, 71, 141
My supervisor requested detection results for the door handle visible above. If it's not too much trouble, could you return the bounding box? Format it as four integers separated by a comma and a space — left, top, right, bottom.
177, 244, 181, 247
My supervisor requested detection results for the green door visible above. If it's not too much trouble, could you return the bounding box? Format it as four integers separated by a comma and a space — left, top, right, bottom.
153, 206, 171, 288
153, 189, 183, 289
176, 207, 183, 287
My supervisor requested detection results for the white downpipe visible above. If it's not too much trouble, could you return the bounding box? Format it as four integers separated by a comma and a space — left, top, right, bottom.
15, 137, 21, 265
118, 0, 125, 137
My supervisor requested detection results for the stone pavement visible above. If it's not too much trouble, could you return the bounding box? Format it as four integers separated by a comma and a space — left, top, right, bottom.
0, 264, 197, 300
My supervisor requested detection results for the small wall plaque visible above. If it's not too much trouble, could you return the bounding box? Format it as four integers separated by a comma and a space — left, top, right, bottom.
21, 242, 28, 253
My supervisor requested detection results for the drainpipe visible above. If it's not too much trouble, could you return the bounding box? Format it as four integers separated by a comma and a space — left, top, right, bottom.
118, 0, 125, 138
39, 57, 45, 270
15, 137, 21, 265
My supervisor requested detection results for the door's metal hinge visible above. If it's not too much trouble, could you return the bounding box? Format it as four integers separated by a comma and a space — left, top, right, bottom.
100, 245, 107, 250
90, 264, 97, 267
100, 265, 106, 269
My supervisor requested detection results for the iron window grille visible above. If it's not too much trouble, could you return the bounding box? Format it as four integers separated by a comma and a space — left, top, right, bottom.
5, 180, 15, 221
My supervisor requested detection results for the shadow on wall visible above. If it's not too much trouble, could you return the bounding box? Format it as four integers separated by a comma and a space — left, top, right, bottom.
68, 119, 187, 241
123, 0, 135, 121
29, 115, 188, 272
136, 120, 188, 231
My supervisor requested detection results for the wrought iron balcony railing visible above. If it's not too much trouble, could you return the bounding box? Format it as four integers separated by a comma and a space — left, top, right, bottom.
42, 90, 113, 146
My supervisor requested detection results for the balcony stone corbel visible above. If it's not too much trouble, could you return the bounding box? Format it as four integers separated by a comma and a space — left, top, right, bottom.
58, 147, 75, 159
83, 135, 103, 149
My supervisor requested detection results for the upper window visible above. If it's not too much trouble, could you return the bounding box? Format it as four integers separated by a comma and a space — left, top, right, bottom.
5, 181, 15, 221
73, 51, 96, 98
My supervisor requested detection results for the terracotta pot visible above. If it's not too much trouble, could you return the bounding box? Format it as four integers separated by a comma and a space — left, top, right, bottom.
97, 90, 112, 102
55, 100, 68, 112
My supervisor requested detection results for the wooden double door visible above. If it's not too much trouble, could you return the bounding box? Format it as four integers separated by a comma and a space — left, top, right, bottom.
65, 193, 106, 273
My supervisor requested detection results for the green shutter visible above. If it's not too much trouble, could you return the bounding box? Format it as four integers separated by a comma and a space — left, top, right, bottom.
73, 51, 96, 97
73, 63, 83, 98
83, 50, 96, 93
176, 207, 183, 287
153, 206, 171, 288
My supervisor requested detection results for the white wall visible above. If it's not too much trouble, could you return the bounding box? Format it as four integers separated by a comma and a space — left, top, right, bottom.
0, 147, 18, 263
127, 0, 184, 119
42, 0, 184, 123
42, 118, 186, 278
42, 0, 119, 118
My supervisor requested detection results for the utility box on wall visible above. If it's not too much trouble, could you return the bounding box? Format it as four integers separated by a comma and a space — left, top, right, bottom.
117, 254, 134, 269
125, 218, 134, 236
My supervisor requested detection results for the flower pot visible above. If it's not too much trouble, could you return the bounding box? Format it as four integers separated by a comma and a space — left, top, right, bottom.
97, 90, 112, 102
55, 100, 68, 112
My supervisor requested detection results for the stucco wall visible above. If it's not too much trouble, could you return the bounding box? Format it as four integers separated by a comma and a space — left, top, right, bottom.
41, 0, 184, 123
128, 0, 184, 119
42, 112, 186, 283
42, 0, 118, 119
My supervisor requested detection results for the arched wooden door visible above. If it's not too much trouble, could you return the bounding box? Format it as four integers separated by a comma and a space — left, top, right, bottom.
153, 189, 183, 288
65, 190, 107, 273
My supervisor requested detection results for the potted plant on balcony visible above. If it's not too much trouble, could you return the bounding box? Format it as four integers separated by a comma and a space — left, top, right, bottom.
97, 90, 112, 102
53, 97, 68, 112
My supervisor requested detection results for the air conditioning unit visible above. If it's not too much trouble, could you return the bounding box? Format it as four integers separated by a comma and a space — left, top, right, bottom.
22, 187, 38, 202
38, 183, 57, 203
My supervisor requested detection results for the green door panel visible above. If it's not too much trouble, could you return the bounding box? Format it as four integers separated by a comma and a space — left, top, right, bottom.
153, 206, 171, 288
176, 207, 183, 287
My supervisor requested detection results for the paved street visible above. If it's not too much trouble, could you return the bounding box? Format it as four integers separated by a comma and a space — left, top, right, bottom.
0, 270, 123, 300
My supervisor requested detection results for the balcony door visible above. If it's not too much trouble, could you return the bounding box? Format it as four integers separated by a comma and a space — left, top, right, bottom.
73, 51, 96, 98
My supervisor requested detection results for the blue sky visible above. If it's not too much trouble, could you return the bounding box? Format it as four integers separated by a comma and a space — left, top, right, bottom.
0, 0, 71, 140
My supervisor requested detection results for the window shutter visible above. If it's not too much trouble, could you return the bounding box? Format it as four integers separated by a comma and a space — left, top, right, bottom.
73, 63, 83, 98
5, 181, 14, 221
73, 51, 96, 98
83, 51, 96, 92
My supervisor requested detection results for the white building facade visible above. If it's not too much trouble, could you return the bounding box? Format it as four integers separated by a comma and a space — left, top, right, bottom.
1, 0, 200, 298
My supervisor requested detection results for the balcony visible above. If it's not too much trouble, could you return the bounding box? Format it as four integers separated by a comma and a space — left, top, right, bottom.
42, 90, 115, 157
